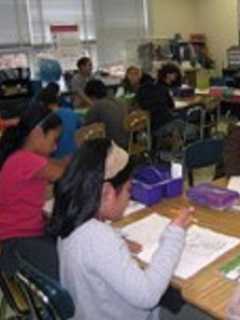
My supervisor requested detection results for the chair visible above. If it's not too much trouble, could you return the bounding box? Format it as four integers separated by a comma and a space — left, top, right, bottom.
0, 272, 29, 319
184, 137, 224, 186
183, 106, 205, 143
0, 258, 75, 320
124, 110, 151, 157
75, 122, 106, 146
202, 96, 222, 137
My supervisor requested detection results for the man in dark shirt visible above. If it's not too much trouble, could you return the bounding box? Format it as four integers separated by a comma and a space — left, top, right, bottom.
84, 80, 129, 149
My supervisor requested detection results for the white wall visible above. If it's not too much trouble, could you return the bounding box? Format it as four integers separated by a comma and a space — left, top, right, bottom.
149, 0, 198, 39
195, 0, 239, 72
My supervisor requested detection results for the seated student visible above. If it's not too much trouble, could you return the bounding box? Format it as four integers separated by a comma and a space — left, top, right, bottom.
0, 109, 67, 279
116, 65, 153, 100
224, 124, 240, 177
84, 80, 129, 149
36, 81, 73, 109
136, 63, 196, 150
49, 138, 194, 320
34, 82, 81, 159
136, 63, 182, 131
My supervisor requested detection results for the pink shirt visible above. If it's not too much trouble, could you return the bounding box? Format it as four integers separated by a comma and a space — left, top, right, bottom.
0, 150, 48, 240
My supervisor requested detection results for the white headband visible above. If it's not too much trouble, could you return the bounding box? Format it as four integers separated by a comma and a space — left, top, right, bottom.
104, 141, 129, 180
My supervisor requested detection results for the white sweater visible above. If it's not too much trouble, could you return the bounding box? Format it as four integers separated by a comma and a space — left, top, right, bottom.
58, 218, 186, 320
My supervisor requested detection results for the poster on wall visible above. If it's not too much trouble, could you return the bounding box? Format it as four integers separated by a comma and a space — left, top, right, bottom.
50, 24, 83, 70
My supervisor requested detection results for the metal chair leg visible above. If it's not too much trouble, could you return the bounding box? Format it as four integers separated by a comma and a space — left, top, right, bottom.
188, 170, 194, 187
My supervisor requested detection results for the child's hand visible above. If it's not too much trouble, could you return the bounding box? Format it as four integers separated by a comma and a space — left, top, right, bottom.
124, 239, 142, 254
171, 206, 195, 230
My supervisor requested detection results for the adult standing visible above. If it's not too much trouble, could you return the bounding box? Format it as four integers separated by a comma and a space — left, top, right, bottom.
71, 57, 93, 108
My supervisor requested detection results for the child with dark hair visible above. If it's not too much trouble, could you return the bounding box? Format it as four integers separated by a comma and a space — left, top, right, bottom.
136, 63, 197, 151
137, 63, 182, 133
31, 82, 81, 159
49, 138, 195, 320
0, 109, 67, 279
157, 62, 182, 86
84, 80, 129, 148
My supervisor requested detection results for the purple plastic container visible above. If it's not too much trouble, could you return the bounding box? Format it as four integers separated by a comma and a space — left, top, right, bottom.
187, 183, 239, 210
163, 178, 183, 198
131, 166, 183, 206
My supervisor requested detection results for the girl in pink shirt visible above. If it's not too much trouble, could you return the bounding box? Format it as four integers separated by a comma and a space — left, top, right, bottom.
0, 108, 66, 279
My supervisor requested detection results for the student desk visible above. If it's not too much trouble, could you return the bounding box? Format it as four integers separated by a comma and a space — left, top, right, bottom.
114, 178, 240, 319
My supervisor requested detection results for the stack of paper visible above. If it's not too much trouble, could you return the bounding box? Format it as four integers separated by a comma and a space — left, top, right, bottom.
122, 213, 240, 279
195, 88, 210, 95
174, 100, 188, 109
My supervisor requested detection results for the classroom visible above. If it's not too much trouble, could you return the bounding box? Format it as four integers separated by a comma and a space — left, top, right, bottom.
0, 1, 240, 319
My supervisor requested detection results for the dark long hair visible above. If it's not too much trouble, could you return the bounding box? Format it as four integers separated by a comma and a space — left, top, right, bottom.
158, 63, 182, 86
49, 138, 133, 239
0, 108, 62, 169
36, 82, 60, 106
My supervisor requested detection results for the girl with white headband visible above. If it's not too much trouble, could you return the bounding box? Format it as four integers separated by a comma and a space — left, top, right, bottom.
50, 138, 195, 320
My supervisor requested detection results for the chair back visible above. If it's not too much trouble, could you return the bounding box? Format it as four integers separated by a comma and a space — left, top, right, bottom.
202, 96, 221, 136
0, 258, 75, 320
75, 122, 106, 146
124, 110, 151, 156
16, 258, 75, 320
0, 271, 29, 318
184, 137, 224, 186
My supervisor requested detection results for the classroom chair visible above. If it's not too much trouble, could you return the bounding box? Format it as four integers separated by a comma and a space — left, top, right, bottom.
0, 271, 29, 319
183, 106, 205, 144
184, 137, 224, 186
75, 122, 106, 146
0, 258, 75, 320
202, 96, 222, 138
124, 110, 151, 157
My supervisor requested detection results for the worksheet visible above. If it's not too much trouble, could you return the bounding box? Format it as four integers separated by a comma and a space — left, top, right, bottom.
122, 213, 240, 279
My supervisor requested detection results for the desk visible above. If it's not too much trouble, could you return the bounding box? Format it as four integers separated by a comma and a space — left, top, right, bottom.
181, 179, 240, 320
114, 178, 240, 319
